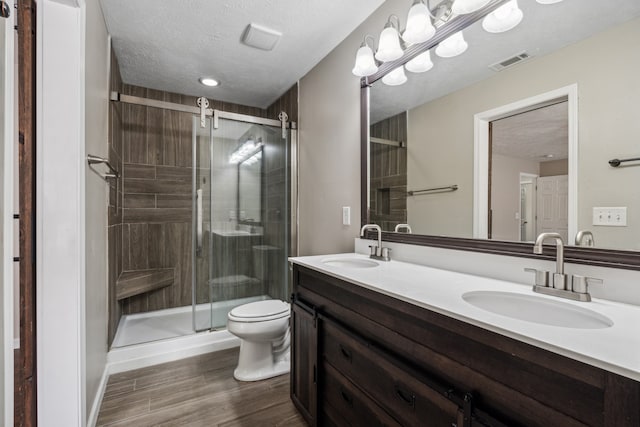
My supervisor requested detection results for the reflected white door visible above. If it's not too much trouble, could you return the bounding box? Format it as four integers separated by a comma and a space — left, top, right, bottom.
536, 175, 568, 242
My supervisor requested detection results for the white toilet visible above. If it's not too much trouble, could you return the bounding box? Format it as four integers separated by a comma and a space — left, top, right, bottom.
227, 299, 291, 381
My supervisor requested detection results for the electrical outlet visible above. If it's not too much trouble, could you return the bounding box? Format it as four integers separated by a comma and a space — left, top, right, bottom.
592, 207, 627, 226
342, 206, 351, 226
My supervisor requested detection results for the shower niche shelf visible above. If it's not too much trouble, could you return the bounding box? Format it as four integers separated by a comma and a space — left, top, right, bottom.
116, 268, 175, 300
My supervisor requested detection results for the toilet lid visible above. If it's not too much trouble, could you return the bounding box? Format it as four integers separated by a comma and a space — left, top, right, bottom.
229, 300, 290, 319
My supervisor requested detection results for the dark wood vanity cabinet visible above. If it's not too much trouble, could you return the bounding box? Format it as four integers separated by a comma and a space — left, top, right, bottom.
291, 299, 319, 426
290, 264, 640, 427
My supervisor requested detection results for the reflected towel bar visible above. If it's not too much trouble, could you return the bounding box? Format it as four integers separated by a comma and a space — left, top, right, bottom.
608, 157, 640, 167
87, 154, 119, 180
408, 185, 458, 196
370, 137, 406, 148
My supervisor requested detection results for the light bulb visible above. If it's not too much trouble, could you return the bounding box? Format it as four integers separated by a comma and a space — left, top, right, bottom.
451, 0, 491, 15
352, 44, 378, 77
375, 23, 404, 62
405, 50, 434, 73
482, 0, 523, 33
402, 1, 436, 45
435, 31, 468, 58
382, 66, 407, 86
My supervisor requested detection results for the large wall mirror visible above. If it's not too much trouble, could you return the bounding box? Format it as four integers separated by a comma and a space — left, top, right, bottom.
362, 0, 640, 268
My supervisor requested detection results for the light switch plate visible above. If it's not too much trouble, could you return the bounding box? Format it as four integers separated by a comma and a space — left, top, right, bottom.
342, 206, 351, 226
592, 207, 627, 226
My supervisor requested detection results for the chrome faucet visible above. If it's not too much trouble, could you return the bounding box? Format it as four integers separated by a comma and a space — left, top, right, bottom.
394, 224, 412, 233
526, 232, 603, 302
575, 230, 595, 247
533, 232, 566, 289
360, 224, 391, 261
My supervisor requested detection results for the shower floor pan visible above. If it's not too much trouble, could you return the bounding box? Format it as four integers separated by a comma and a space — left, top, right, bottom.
112, 295, 268, 348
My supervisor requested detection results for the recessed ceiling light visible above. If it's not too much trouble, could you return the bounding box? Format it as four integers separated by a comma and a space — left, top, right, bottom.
199, 77, 219, 87
543, 154, 554, 158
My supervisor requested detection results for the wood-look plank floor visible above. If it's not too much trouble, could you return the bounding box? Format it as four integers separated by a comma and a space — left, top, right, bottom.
96, 348, 306, 426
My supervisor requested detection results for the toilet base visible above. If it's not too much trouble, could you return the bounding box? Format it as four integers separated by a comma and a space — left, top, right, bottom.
233, 340, 291, 382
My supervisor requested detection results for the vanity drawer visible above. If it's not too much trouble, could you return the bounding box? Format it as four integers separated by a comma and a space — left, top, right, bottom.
322, 361, 401, 427
321, 318, 459, 426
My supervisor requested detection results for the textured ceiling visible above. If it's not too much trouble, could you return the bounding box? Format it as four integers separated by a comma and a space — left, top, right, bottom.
371, 0, 640, 123
101, 0, 385, 108
492, 101, 568, 161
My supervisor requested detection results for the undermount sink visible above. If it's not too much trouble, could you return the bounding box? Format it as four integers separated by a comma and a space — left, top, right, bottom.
462, 291, 613, 329
321, 257, 379, 269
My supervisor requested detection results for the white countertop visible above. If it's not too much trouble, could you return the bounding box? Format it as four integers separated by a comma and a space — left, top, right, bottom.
289, 253, 640, 381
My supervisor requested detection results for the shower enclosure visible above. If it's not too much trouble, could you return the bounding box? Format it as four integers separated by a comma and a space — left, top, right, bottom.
192, 111, 293, 332
109, 87, 296, 348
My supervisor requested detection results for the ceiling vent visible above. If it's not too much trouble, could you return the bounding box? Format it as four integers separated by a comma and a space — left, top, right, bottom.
489, 52, 532, 72
241, 23, 282, 51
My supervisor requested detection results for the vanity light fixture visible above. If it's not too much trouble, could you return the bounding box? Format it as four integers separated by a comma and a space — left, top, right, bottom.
405, 50, 434, 73
536, 0, 563, 4
382, 66, 408, 86
482, 0, 523, 33
199, 77, 219, 87
375, 15, 404, 62
451, 0, 492, 15
243, 151, 262, 166
435, 31, 468, 58
402, 0, 436, 45
352, 35, 379, 77
229, 138, 263, 164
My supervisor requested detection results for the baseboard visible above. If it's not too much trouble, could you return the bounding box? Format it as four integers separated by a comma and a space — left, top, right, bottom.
13, 338, 19, 349
107, 329, 240, 374
86, 364, 109, 427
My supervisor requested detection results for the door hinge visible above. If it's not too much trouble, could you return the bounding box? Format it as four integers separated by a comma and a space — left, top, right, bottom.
19, 132, 24, 144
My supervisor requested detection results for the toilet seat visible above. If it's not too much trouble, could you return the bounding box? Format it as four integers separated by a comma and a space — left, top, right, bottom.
228, 300, 290, 323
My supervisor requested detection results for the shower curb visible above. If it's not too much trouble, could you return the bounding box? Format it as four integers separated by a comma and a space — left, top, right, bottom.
106, 329, 240, 374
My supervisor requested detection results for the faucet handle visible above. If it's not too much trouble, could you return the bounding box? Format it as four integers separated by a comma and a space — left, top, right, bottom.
524, 268, 549, 287
571, 275, 603, 294
368, 245, 378, 257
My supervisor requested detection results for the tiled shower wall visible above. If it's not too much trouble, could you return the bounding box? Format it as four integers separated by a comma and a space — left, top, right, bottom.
107, 49, 298, 345
370, 111, 408, 231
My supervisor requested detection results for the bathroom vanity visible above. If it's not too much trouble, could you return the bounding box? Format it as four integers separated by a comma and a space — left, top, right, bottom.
289, 255, 640, 426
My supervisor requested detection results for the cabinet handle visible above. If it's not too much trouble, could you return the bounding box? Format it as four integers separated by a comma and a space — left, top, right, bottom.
340, 388, 353, 407
339, 344, 352, 362
394, 384, 416, 408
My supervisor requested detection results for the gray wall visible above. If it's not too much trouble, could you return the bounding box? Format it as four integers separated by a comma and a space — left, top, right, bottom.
298, 0, 393, 256
84, 0, 110, 417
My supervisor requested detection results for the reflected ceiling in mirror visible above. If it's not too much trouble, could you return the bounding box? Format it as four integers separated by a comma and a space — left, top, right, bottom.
366, 1, 640, 252
370, 1, 640, 123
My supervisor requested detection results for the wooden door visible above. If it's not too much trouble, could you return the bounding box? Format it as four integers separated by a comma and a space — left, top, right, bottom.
536, 175, 568, 242
16, 1, 37, 425
291, 300, 318, 426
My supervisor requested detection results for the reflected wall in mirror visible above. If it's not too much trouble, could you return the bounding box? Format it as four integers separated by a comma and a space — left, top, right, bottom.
238, 144, 263, 224
367, 1, 640, 252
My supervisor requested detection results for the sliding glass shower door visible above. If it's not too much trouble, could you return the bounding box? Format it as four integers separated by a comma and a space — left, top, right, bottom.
193, 112, 291, 332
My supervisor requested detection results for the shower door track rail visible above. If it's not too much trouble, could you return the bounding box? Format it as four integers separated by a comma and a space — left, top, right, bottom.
110, 91, 297, 130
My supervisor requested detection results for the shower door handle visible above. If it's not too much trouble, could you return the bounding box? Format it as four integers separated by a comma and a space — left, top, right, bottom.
196, 188, 203, 254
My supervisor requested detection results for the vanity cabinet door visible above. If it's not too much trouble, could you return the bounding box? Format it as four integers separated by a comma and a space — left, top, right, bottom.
291, 300, 318, 426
